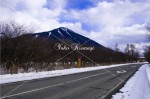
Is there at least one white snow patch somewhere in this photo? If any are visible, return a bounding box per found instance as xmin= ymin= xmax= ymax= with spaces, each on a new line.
xmin=61 ymin=27 xmax=65 ymax=31
xmin=60 ymin=27 xmax=71 ymax=36
xmin=35 ymin=34 xmax=39 ymax=38
xmin=65 ymin=28 xmax=71 ymax=36
xmin=0 ymin=63 xmax=146 ymax=84
xmin=146 ymin=65 xmax=150 ymax=84
xmin=112 ymin=64 xmax=150 ymax=99
xmin=48 ymin=32 xmax=51 ymax=37
xmin=58 ymin=29 xmax=63 ymax=36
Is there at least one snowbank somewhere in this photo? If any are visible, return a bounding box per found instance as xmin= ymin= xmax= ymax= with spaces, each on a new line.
xmin=0 ymin=63 xmax=145 ymax=84
xmin=112 ymin=64 xmax=150 ymax=99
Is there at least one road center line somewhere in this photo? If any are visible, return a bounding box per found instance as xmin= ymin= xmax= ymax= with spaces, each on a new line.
xmin=1 ymin=72 xmax=108 ymax=99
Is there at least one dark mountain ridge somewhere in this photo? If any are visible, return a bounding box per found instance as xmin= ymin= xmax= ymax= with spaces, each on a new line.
xmin=32 ymin=27 xmax=103 ymax=47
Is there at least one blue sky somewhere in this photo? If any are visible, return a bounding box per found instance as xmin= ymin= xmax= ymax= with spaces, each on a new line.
xmin=0 ymin=0 xmax=150 ymax=54
xmin=65 ymin=0 xmax=96 ymax=10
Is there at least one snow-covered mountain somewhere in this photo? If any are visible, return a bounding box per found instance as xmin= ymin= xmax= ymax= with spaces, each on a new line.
xmin=32 ymin=27 xmax=104 ymax=47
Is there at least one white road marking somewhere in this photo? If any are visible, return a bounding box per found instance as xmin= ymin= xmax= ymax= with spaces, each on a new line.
xmin=117 ymin=70 xmax=126 ymax=73
xmin=1 ymin=72 xmax=108 ymax=99
xmin=99 ymin=81 xmax=123 ymax=99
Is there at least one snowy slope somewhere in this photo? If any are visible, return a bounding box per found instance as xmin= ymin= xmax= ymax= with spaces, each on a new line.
xmin=0 ymin=63 xmax=145 ymax=84
xmin=112 ymin=64 xmax=150 ymax=99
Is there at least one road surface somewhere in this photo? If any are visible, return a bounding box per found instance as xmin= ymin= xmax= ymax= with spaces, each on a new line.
xmin=1 ymin=63 xmax=143 ymax=99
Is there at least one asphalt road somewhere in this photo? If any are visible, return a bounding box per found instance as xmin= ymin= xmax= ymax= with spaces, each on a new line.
xmin=1 ymin=63 xmax=143 ymax=99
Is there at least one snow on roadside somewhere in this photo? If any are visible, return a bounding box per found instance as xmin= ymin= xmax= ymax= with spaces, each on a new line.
xmin=0 ymin=63 xmax=145 ymax=84
xmin=146 ymin=65 xmax=150 ymax=84
xmin=112 ymin=64 xmax=150 ymax=99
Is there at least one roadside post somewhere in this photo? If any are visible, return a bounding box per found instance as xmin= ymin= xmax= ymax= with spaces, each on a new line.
xmin=77 ymin=56 xmax=82 ymax=68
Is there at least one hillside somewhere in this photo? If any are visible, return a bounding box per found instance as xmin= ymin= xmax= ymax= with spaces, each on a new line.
xmin=1 ymin=27 xmax=131 ymax=74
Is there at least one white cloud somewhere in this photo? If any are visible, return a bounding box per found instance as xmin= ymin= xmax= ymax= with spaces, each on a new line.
xmin=67 ymin=1 xmax=150 ymax=27
xmin=65 ymin=1 xmax=150 ymax=52
xmin=0 ymin=0 xmax=149 ymax=54
xmin=0 ymin=0 xmax=68 ymax=32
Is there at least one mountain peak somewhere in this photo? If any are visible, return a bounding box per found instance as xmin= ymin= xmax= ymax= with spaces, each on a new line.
xmin=58 ymin=27 xmax=68 ymax=30
xmin=32 ymin=27 xmax=103 ymax=47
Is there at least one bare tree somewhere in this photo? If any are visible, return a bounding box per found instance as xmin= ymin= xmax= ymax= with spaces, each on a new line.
xmin=0 ymin=21 xmax=33 ymax=39
xmin=124 ymin=44 xmax=139 ymax=62
xmin=125 ymin=44 xmax=130 ymax=54
xmin=0 ymin=21 xmax=34 ymax=74
xmin=114 ymin=43 xmax=120 ymax=52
